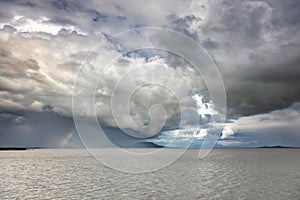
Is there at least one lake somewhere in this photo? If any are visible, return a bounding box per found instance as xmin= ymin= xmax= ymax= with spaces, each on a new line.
xmin=0 ymin=149 xmax=299 ymax=199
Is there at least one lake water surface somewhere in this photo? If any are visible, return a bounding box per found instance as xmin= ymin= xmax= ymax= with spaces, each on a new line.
xmin=0 ymin=149 xmax=299 ymax=199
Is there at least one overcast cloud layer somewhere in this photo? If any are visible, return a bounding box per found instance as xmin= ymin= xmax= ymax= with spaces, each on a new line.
xmin=0 ymin=0 xmax=299 ymax=147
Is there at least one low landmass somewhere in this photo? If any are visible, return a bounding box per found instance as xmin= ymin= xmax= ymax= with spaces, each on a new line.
xmin=0 ymin=147 xmax=28 ymax=151
xmin=258 ymin=145 xmax=293 ymax=148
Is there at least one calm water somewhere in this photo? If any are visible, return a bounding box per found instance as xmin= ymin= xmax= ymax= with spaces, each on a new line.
xmin=0 ymin=149 xmax=299 ymax=199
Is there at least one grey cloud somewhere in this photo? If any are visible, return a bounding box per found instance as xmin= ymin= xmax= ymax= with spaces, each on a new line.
xmin=0 ymin=49 xmax=40 ymax=79
xmin=0 ymin=0 xmax=300 ymax=147
xmin=2 ymin=25 xmax=16 ymax=32
xmin=166 ymin=14 xmax=201 ymax=40
xmin=202 ymin=39 xmax=219 ymax=50
xmin=165 ymin=0 xmax=300 ymax=117
xmin=0 ymin=48 xmax=45 ymax=97
xmin=0 ymin=112 xmax=25 ymax=125
xmin=51 ymin=0 xmax=76 ymax=11
xmin=267 ymin=0 xmax=300 ymax=28
xmin=224 ymin=54 xmax=300 ymax=116
xmin=0 ymin=25 xmax=95 ymax=114
xmin=241 ymin=56 xmax=300 ymax=84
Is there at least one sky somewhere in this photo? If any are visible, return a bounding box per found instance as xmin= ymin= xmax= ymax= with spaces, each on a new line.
xmin=0 ymin=0 xmax=300 ymax=148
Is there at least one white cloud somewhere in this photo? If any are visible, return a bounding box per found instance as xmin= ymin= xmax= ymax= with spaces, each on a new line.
xmin=233 ymin=103 xmax=300 ymax=131
xmin=8 ymin=16 xmax=81 ymax=35
xmin=221 ymin=124 xmax=235 ymax=139
xmin=226 ymin=103 xmax=300 ymax=147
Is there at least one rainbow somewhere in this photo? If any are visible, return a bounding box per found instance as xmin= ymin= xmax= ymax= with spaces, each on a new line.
xmin=59 ymin=129 xmax=76 ymax=147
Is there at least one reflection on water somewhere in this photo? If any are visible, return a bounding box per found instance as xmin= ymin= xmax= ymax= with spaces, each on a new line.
xmin=0 ymin=149 xmax=299 ymax=199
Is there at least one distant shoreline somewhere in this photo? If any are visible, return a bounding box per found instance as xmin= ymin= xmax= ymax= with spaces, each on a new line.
xmin=0 ymin=146 xmax=300 ymax=151
xmin=0 ymin=147 xmax=28 ymax=151
xmin=258 ymin=145 xmax=294 ymax=148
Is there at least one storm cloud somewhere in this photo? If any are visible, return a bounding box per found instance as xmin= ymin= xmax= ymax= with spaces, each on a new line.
xmin=0 ymin=0 xmax=299 ymax=147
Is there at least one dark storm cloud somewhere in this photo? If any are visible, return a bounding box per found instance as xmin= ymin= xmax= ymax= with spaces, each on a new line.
xmin=164 ymin=0 xmax=300 ymax=117
xmin=240 ymin=55 xmax=300 ymax=84
xmin=225 ymin=54 xmax=300 ymax=116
